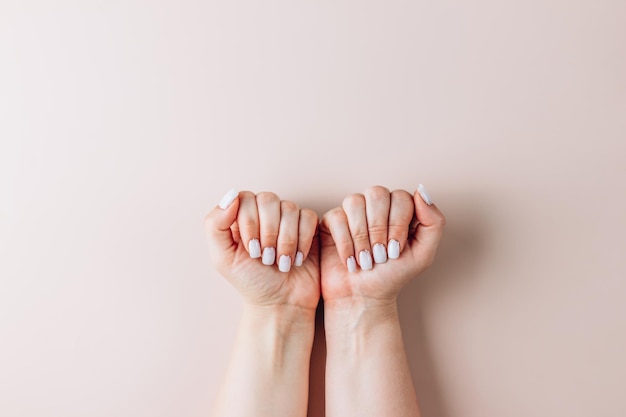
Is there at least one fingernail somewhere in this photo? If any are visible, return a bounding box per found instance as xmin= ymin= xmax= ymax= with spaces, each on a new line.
xmin=262 ymin=247 xmax=276 ymax=265
xmin=278 ymin=255 xmax=291 ymax=272
xmin=346 ymin=256 xmax=357 ymax=273
xmin=248 ymin=239 xmax=261 ymax=258
xmin=388 ymin=239 xmax=400 ymax=259
xmin=417 ymin=184 xmax=432 ymax=206
xmin=359 ymin=250 xmax=373 ymax=270
xmin=218 ymin=188 xmax=238 ymax=209
xmin=373 ymin=243 xmax=387 ymax=264
xmin=294 ymin=251 xmax=304 ymax=266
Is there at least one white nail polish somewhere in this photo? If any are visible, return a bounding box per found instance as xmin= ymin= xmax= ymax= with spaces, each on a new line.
xmin=278 ymin=255 xmax=291 ymax=272
xmin=388 ymin=239 xmax=400 ymax=259
xmin=262 ymin=247 xmax=276 ymax=265
xmin=294 ymin=251 xmax=304 ymax=266
xmin=417 ymin=184 xmax=432 ymax=206
xmin=248 ymin=239 xmax=261 ymax=259
xmin=359 ymin=250 xmax=373 ymax=270
xmin=373 ymin=243 xmax=387 ymax=264
xmin=346 ymin=256 xmax=357 ymax=273
xmin=218 ymin=188 xmax=238 ymax=209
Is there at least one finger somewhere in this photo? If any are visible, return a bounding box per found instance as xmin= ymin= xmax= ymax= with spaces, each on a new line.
xmin=257 ymin=192 xmax=281 ymax=266
xmin=204 ymin=189 xmax=240 ymax=262
xmin=321 ymin=207 xmax=357 ymax=273
xmin=295 ymin=208 xmax=319 ymax=266
xmin=342 ymin=193 xmax=372 ymax=270
xmin=410 ymin=184 xmax=446 ymax=266
xmin=236 ymin=191 xmax=261 ymax=259
xmin=276 ymin=200 xmax=300 ymax=272
xmin=364 ymin=186 xmax=391 ymax=264
xmin=387 ymin=189 xmax=415 ymax=259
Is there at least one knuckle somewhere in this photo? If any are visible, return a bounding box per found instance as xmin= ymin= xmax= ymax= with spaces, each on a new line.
xmin=261 ymin=231 xmax=279 ymax=242
xmin=391 ymin=189 xmax=412 ymax=200
xmin=368 ymin=223 xmax=388 ymax=236
xmin=323 ymin=207 xmax=345 ymax=225
xmin=237 ymin=218 xmax=258 ymax=232
xmin=388 ymin=220 xmax=409 ymax=231
xmin=239 ymin=190 xmax=256 ymax=199
xmin=256 ymin=192 xmax=279 ymax=205
xmin=391 ymin=189 xmax=414 ymax=207
xmin=434 ymin=213 xmax=446 ymax=228
xmin=342 ymin=193 xmax=365 ymax=211
xmin=300 ymin=208 xmax=319 ymax=223
xmin=352 ymin=230 xmax=370 ymax=243
xmin=203 ymin=209 xmax=221 ymax=231
xmin=278 ymin=236 xmax=299 ymax=247
xmin=280 ymin=200 xmax=299 ymax=213
xmin=365 ymin=185 xmax=390 ymax=201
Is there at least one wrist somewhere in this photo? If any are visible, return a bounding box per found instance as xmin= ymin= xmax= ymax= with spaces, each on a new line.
xmin=241 ymin=302 xmax=317 ymax=335
xmin=323 ymin=297 xmax=399 ymax=338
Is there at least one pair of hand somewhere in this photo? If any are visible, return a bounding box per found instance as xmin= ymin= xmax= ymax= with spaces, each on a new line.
xmin=204 ymin=186 xmax=446 ymax=312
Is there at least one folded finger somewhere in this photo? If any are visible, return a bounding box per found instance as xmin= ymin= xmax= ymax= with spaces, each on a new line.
xmin=342 ymin=194 xmax=372 ymax=270
xmin=276 ymin=200 xmax=300 ymax=272
xmin=257 ymin=192 xmax=281 ymax=266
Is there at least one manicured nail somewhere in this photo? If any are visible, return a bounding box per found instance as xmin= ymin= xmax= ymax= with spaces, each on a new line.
xmin=346 ymin=256 xmax=357 ymax=273
xmin=388 ymin=239 xmax=400 ymax=259
xmin=294 ymin=251 xmax=304 ymax=266
xmin=218 ymin=188 xmax=238 ymax=209
xmin=417 ymin=184 xmax=432 ymax=205
xmin=262 ymin=247 xmax=276 ymax=265
xmin=373 ymin=243 xmax=387 ymax=264
xmin=248 ymin=239 xmax=261 ymax=259
xmin=359 ymin=250 xmax=373 ymax=270
xmin=278 ymin=255 xmax=291 ymax=272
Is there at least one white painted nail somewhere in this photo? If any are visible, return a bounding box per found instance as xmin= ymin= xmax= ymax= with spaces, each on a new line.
xmin=417 ymin=184 xmax=432 ymax=206
xmin=388 ymin=239 xmax=400 ymax=259
xmin=359 ymin=250 xmax=373 ymax=270
xmin=218 ymin=188 xmax=238 ymax=209
xmin=248 ymin=239 xmax=261 ymax=259
xmin=262 ymin=247 xmax=276 ymax=265
xmin=278 ymin=255 xmax=291 ymax=272
xmin=346 ymin=256 xmax=357 ymax=273
xmin=373 ymin=243 xmax=387 ymax=264
xmin=294 ymin=251 xmax=304 ymax=266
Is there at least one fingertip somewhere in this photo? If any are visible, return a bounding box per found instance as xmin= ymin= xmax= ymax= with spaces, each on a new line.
xmin=218 ymin=189 xmax=239 ymax=209
xmin=205 ymin=193 xmax=240 ymax=234
xmin=294 ymin=250 xmax=304 ymax=266
xmin=417 ymin=184 xmax=432 ymax=206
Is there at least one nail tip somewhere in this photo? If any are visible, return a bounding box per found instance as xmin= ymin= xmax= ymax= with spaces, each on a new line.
xmin=417 ymin=184 xmax=433 ymax=205
xmin=261 ymin=247 xmax=276 ymax=265
xmin=218 ymin=188 xmax=239 ymax=209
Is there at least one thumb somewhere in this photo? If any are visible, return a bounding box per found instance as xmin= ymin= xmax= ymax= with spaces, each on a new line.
xmin=204 ymin=189 xmax=240 ymax=264
xmin=410 ymin=184 xmax=446 ymax=267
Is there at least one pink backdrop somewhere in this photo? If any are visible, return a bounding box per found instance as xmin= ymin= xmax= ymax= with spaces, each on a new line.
xmin=1 ymin=1 xmax=625 ymax=416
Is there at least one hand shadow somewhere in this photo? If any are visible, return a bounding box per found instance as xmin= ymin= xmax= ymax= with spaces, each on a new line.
xmin=398 ymin=196 xmax=487 ymax=417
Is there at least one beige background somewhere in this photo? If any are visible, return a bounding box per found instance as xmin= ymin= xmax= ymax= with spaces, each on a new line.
xmin=1 ymin=1 xmax=625 ymax=416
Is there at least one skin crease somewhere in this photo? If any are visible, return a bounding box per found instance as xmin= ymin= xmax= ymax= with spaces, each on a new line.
xmin=205 ymin=186 xmax=445 ymax=417
xmin=320 ymin=186 xmax=446 ymax=417
xmin=206 ymin=191 xmax=321 ymax=311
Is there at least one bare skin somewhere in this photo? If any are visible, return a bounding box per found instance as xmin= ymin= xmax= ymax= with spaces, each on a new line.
xmin=205 ymin=191 xmax=320 ymax=417
xmin=205 ymin=185 xmax=445 ymax=417
xmin=320 ymin=186 xmax=446 ymax=417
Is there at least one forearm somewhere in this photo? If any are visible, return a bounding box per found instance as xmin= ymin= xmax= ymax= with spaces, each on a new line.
xmin=212 ymin=304 xmax=316 ymax=417
xmin=324 ymin=299 xmax=421 ymax=417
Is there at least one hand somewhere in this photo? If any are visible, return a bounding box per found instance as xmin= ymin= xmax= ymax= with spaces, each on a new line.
xmin=204 ymin=190 xmax=321 ymax=311
xmin=320 ymin=185 xmax=446 ymax=307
